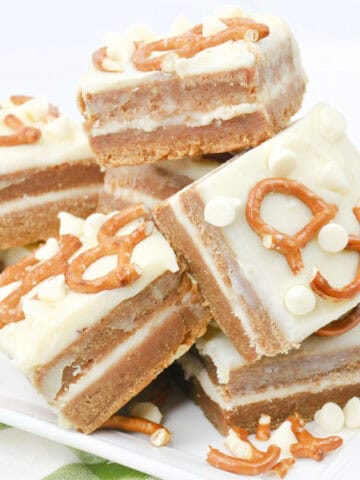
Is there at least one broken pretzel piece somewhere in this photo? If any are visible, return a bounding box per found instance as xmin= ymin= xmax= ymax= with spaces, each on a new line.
xmin=207 ymin=445 xmax=281 ymax=476
xmin=316 ymin=304 xmax=360 ymax=336
xmin=209 ymin=426 xmax=280 ymax=475
xmin=133 ymin=17 xmax=269 ymax=72
xmin=270 ymin=458 xmax=296 ymax=478
xmin=66 ymin=205 xmax=153 ymax=293
xmin=0 ymin=113 xmax=41 ymax=146
xmin=256 ymin=413 xmax=271 ymax=441
xmin=288 ymin=413 xmax=343 ymax=461
xmin=100 ymin=414 xmax=171 ymax=447
xmin=0 ymin=234 xmax=81 ymax=327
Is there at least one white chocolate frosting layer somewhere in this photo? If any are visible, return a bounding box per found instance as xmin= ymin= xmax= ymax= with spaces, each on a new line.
xmin=0 ymin=211 xmax=178 ymax=371
xmin=79 ymin=11 xmax=302 ymax=95
xmin=169 ymin=104 xmax=360 ymax=349
xmin=0 ymin=97 xmax=93 ymax=175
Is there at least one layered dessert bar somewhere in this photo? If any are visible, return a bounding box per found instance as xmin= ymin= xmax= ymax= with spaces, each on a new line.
xmin=0 ymin=95 xmax=103 ymax=249
xmin=155 ymin=104 xmax=360 ymax=361
xmin=178 ymin=321 xmax=360 ymax=435
xmin=78 ymin=7 xmax=306 ymax=166
xmin=0 ymin=206 xmax=210 ymax=433
xmin=98 ymin=155 xmax=226 ymax=212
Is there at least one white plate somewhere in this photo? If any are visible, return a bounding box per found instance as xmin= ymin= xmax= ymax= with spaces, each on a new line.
xmin=0 ymin=353 xmax=358 ymax=480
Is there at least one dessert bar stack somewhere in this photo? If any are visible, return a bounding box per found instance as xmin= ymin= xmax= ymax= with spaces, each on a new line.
xmin=156 ymin=103 xmax=360 ymax=430
xmin=0 ymin=6 xmax=359 ymax=470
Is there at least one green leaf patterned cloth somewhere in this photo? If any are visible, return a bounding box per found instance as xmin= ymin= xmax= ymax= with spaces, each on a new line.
xmin=0 ymin=423 xmax=157 ymax=480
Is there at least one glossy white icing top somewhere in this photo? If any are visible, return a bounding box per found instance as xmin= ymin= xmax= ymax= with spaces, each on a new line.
xmin=170 ymin=104 xmax=360 ymax=345
xmin=79 ymin=11 xmax=299 ymax=95
xmin=0 ymin=97 xmax=93 ymax=175
xmin=0 ymin=211 xmax=178 ymax=371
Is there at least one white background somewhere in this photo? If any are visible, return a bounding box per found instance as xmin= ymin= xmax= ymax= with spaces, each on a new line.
xmin=1 ymin=0 xmax=360 ymax=142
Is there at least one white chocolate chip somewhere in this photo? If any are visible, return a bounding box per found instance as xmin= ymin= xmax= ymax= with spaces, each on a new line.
xmin=43 ymin=116 xmax=73 ymax=141
xmin=318 ymin=223 xmax=348 ymax=253
xmin=225 ymin=429 xmax=252 ymax=459
xmin=161 ymin=53 xmax=179 ymax=73
xmin=271 ymin=421 xmax=297 ymax=459
xmin=35 ymin=238 xmax=60 ymax=262
xmin=37 ymin=274 xmax=67 ymax=303
xmin=204 ymin=196 xmax=241 ymax=227
xmin=21 ymin=97 xmax=49 ymax=123
xmin=150 ymin=428 xmax=171 ymax=447
xmin=22 ymin=299 xmax=55 ymax=322
xmin=102 ymin=57 xmax=123 ymax=72
xmin=105 ymin=33 xmax=135 ymax=64
xmin=126 ymin=24 xmax=157 ymax=43
xmin=170 ymin=14 xmax=192 ymax=36
xmin=129 ymin=401 xmax=162 ymax=424
xmin=284 ymin=285 xmax=316 ymax=316
xmin=268 ymin=147 xmax=297 ymax=176
xmin=320 ymin=105 xmax=347 ymax=141
xmin=214 ymin=5 xmax=243 ymax=18
xmin=202 ymin=16 xmax=227 ymax=37
xmin=318 ymin=161 xmax=349 ymax=194
xmin=343 ymin=397 xmax=360 ymax=428
xmin=259 ymin=413 xmax=271 ymax=425
xmin=58 ymin=212 xmax=84 ymax=237
xmin=314 ymin=402 xmax=345 ymax=433
xmin=83 ymin=213 xmax=108 ymax=242
xmin=262 ymin=234 xmax=274 ymax=249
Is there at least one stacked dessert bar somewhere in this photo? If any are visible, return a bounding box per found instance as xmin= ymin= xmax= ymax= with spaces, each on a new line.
xmin=156 ymin=103 xmax=360 ymax=430
xmin=0 ymin=5 xmax=359 ymax=476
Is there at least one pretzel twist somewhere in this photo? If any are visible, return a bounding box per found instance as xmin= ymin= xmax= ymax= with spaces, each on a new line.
xmin=246 ymin=178 xmax=338 ymax=274
xmin=93 ymin=17 xmax=269 ymax=73
xmin=100 ymin=414 xmax=171 ymax=446
xmin=288 ymin=413 xmax=343 ymax=461
xmin=255 ymin=414 xmax=271 ymax=441
xmin=66 ymin=205 xmax=152 ymax=293
xmin=0 ymin=235 xmax=82 ymax=328
xmin=311 ymin=206 xmax=360 ymax=300
xmin=0 ymin=113 xmax=42 ymax=146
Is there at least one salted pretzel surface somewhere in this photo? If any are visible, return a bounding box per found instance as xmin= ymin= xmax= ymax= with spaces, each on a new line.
xmin=246 ymin=178 xmax=338 ymax=274
xmin=93 ymin=17 xmax=270 ymax=73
